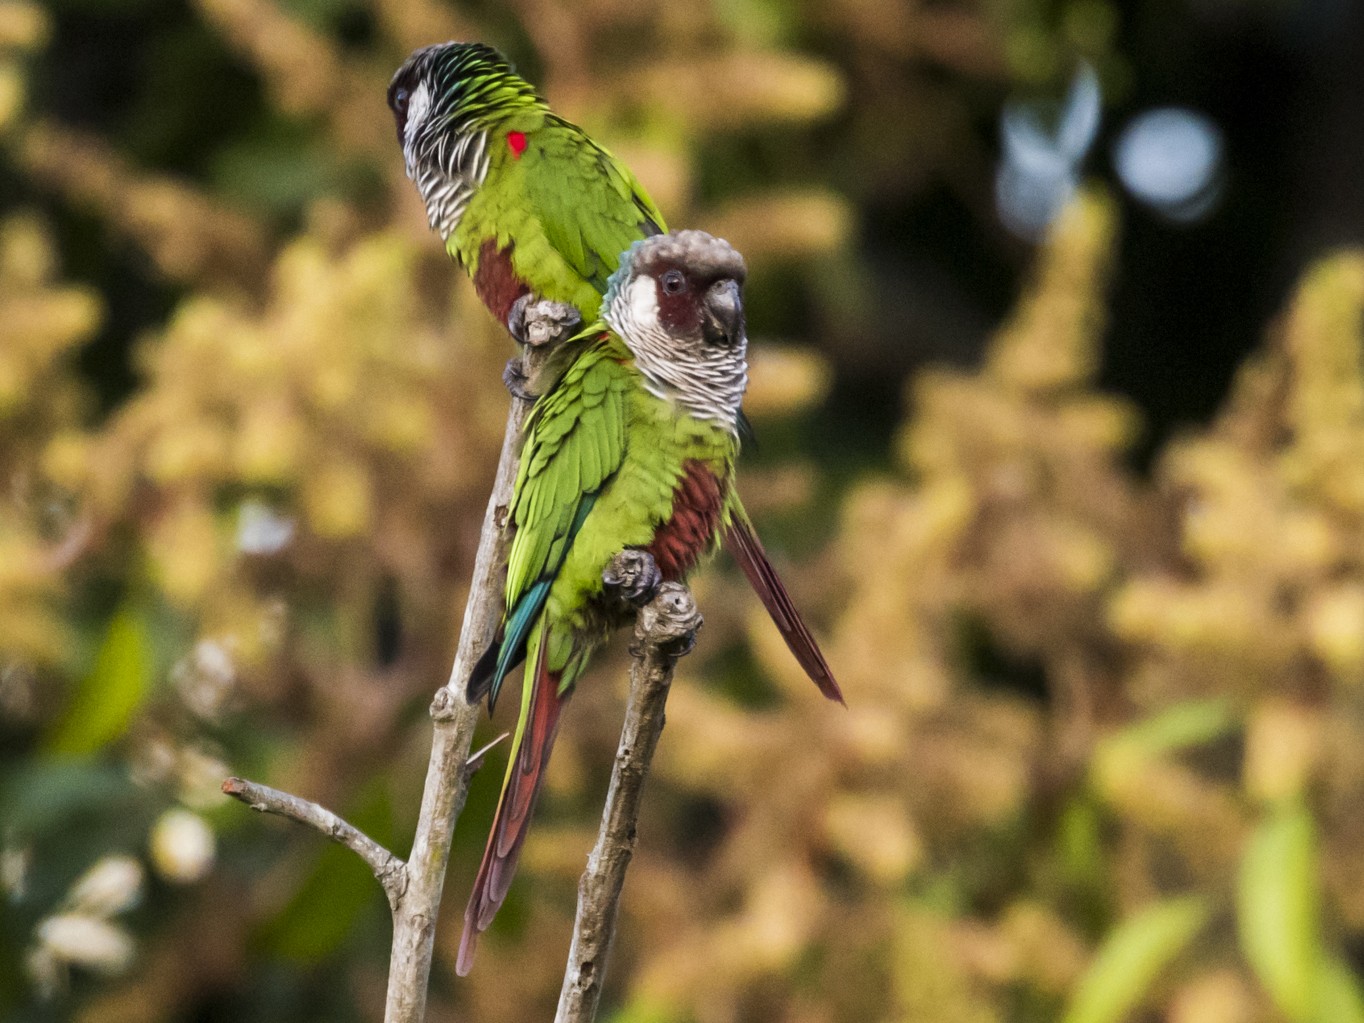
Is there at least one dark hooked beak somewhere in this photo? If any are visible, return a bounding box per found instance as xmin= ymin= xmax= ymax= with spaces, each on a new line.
xmin=702 ymin=279 xmax=744 ymax=346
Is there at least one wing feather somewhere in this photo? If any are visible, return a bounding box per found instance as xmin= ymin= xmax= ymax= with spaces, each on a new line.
xmin=524 ymin=122 xmax=666 ymax=296
xmin=470 ymin=344 xmax=628 ymax=704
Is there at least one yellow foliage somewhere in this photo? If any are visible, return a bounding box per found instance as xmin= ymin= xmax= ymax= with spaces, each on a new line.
xmin=5 ymin=0 xmax=1364 ymax=1017
xmin=623 ymin=52 xmax=846 ymax=132
xmin=0 ymin=215 xmax=96 ymax=664
xmin=708 ymin=189 xmax=854 ymax=262
xmin=15 ymin=123 xmax=269 ymax=287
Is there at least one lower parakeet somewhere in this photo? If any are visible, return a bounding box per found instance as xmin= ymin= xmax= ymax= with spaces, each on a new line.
xmin=457 ymin=230 xmax=843 ymax=973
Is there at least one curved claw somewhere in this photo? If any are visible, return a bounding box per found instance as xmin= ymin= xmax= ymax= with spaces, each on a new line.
xmin=508 ymin=293 xmax=583 ymax=349
xmin=602 ymin=549 xmax=663 ymax=609
xmin=502 ymin=357 xmax=537 ymax=402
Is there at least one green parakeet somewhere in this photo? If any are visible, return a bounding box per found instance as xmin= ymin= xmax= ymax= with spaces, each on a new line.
xmin=455 ymin=231 xmax=843 ymax=973
xmin=387 ymin=41 xmax=664 ymax=342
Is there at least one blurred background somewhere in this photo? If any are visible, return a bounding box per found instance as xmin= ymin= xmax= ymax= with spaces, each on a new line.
xmin=5 ymin=0 xmax=1364 ymax=1020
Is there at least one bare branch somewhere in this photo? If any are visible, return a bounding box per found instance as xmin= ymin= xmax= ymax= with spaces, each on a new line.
xmin=221 ymin=776 xmax=407 ymax=909
xmin=220 ymin=336 xmax=581 ymax=1022
xmin=556 ymin=581 xmax=703 ymax=1023
xmin=383 ymin=354 xmax=546 ymax=1023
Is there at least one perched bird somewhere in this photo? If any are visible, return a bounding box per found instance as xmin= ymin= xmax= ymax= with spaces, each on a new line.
xmin=387 ymin=41 xmax=664 ymax=353
xmin=456 ymin=230 xmax=843 ymax=974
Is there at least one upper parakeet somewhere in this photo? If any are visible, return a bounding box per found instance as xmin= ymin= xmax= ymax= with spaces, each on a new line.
xmin=387 ymin=41 xmax=664 ymax=343
xmin=455 ymin=230 xmax=843 ymax=974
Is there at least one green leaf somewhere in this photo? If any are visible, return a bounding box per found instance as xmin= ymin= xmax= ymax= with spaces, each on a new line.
xmin=1098 ymin=697 xmax=1237 ymax=762
xmin=1092 ymin=698 xmax=1239 ymax=799
xmin=1 ymin=762 xmax=135 ymax=832
xmin=1058 ymin=797 xmax=1105 ymax=884
xmin=1060 ymin=896 xmax=1211 ymax=1023
xmin=1237 ymin=799 xmax=1321 ymax=1022
xmin=605 ymin=999 xmax=684 ymax=1023
xmin=1135 ymin=697 xmax=1237 ymax=750
xmin=45 ymin=604 xmax=153 ymax=757
xmin=1317 ymin=957 xmax=1364 ymax=1023
xmin=1056 ymin=796 xmax=1112 ymax=932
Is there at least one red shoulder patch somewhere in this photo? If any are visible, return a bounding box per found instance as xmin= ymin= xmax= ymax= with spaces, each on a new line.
xmin=507 ymin=131 xmax=527 ymax=158
xmin=647 ymin=460 xmax=726 ymax=581
xmin=472 ymin=239 xmax=530 ymax=327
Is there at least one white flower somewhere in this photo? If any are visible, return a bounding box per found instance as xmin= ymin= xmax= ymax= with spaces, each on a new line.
xmin=24 ymin=946 xmax=63 ymax=1000
xmin=66 ymin=854 xmax=143 ymax=917
xmin=177 ymin=745 xmax=232 ymax=809
xmin=130 ymin=732 xmax=179 ymax=787
xmin=2 ymin=841 xmax=30 ymax=900
xmin=996 ymin=63 xmax=1101 ymax=239
xmin=150 ymin=809 xmax=216 ymax=884
xmin=1113 ymin=107 xmax=1224 ymax=221
xmin=35 ymin=914 xmax=135 ymax=974
xmin=236 ymin=499 xmax=296 ymax=555
xmin=171 ymin=638 xmax=238 ymax=721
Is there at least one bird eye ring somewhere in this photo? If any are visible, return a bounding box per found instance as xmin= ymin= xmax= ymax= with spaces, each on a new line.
xmin=661 ymin=269 xmax=686 ymax=294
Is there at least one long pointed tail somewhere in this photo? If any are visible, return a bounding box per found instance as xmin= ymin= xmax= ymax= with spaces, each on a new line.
xmin=724 ymin=507 xmax=845 ymax=705
xmin=457 ymin=636 xmax=568 ymax=975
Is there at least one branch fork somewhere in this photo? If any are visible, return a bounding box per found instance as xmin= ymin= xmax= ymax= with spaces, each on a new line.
xmin=224 ymin=349 xmax=703 ymax=1023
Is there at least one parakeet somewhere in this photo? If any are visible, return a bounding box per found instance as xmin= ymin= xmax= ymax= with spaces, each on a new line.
xmin=387 ymin=41 xmax=664 ymax=341
xmin=455 ymin=231 xmax=843 ymax=974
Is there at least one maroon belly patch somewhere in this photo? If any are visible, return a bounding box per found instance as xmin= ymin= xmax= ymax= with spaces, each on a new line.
xmin=647 ymin=460 xmax=725 ymax=581
xmin=472 ymin=239 xmax=530 ymax=326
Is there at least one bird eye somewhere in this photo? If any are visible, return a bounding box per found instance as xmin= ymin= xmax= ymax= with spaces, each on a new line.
xmin=661 ymin=269 xmax=686 ymax=295
xmin=390 ymin=86 xmax=411 ymax=116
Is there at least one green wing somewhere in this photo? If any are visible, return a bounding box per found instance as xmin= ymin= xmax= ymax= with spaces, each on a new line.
xmin=508 ymin=336 xmax=627 ymax=602
xmin=525 ymin=119 xmax=666 ymax=295
xmin=471 ymin=337 xmax=626 ymax=703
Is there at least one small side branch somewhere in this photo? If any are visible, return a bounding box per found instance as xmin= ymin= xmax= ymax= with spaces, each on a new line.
xmin=221 ymin=776 xmax=407 ymax=909
xmin=556 ymin=582 xmax=703 ymax=1023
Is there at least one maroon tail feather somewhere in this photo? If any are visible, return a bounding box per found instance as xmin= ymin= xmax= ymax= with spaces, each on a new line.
xmin=456 ymin=640 xmax=568 ymax=975
xmin=724 ymin=515 xmax=845 ymax=705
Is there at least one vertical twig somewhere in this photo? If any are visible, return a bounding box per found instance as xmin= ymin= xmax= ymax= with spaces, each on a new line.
xmin=556 ymin=583 xmax=703 ymax=1023
xmin=383 ymin=388 xmax=534 ymax=1023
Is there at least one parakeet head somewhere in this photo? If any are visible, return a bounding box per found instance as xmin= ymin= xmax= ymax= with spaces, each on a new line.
xmin=604 ymin=230 xmax=750 ymax=431
xmin=387 ymin=42 xmax=542 ymax=236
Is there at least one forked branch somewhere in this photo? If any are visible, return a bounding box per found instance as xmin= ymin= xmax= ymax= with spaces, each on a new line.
xmin=224 ymin=342 xmax=700 ymax=1023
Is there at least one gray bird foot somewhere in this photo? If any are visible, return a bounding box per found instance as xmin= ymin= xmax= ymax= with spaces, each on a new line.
xmin=603 ymin=549 xmax=663 ymax=609
xmin=502 ymin=356 xmax=537 ymax=402
xmin=508 ymin=293 xmax=582 ymax=349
